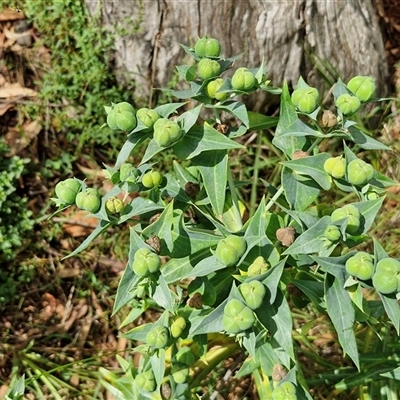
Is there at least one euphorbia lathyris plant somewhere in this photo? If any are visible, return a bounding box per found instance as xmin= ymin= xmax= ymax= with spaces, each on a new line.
xmin=52 ymin=36 xmax=399 ymax=399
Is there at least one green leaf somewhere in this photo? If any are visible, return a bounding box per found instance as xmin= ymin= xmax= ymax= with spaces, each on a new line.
xmin=283 ymin=216 xmax=331 ymax=255
xmin=154 ymin=102 xmax=186 ymax=118
xmin=153 ymin=274 xmax=178 ymax=313
xmin=277 ymin=118 xmax=325 ymax=139
xmin=195 ymin=150 xmax=228 ymax=218
xmin=261 ymin=259 xmax=286 ymax=303
xmin=113 ymin=228 xmax=147 ymax=314
xmin=62 ymin=219 xmax=112 ymax=259
xmin=255 ymin=288 xmax=294 ymax=365
xmin=346 ymin=126 xmax=391 ymax=150
xmin=379 ymin=293 xmax=400 ymax=335
xmin=273 ymin=81 xmax=311 ymax=158
xmin=189 ymin=255 xmax=226 ymax=278
xmin=351 ymin=198 xmax=385 ymax=234
xmin=142 ymin=201 xmax=174 ymax=253
xmin=114 ymin=134 xmax=148 ymax=169
xmin=119 ymin=197 xmax=164 ymax=224
xmin=214 ymin=100 xmax=249 ymax=127
xmin=281 ymin=167 xmax=321 ymax=211
xmin=325 ymin=273 xmax=359 ymax=369
xmin=281 ymin=153 xmax=332 ymax=190
xmin=188 ymin=300 xmax=226 ymax=336
xmin=174 ymin=123 xmax=243 ymax=160
xmin=177 ymin=104 xmax=202 ymax=133
xmin=247 ymin=111 xmax=279 ymax=131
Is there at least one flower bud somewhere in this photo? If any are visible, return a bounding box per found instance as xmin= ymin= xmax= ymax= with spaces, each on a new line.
xmin=247 ymin=256 xmax=269 ymax=277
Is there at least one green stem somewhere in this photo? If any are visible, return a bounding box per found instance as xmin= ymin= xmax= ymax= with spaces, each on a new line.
xmin=190 ymin=342 xmax=240 ymax=389
xmin=22 ymin=358 xmax=63 ymax=400
xmin=265 ymin=186 xmax=284 ymax=212
xmin=249 ymin=130 xmax=263 ymax=217
xmin=252 ymin=368 xmax=271 ymax=398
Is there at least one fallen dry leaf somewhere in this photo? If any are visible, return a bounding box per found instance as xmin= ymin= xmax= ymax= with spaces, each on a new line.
xmin=0 ymin=82 xmax=37 ymax=98
xmin=0 ymin=102 xmax=13 ymax=116
xmin=0 ymin=9 xmax=25 ymax=22
xmin=5 ymin=119 xmax=42 ymax=155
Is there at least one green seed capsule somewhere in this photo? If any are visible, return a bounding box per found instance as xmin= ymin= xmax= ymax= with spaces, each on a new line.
xmin=345 ymin=252 xmax=374 ymax=280
xmin=231 ymin=67 xmax=256 ymax=91
xmin=146 ymin=325 xmax=170 ymax=348
xmin=105 ymin=197 xmax=124 ymax=214
xmin=347 ymin=76 xmax=375 ymax=102
xmin=197 ymin=58 xmax=221 ymax=80
xmin=132 ymin=247 xmax=161 ymax=276
xmin=222 ymin=298 xmax=255 ymax=333
xmin=239 ymin=281 xmax=266 ymax=310
xmin=55 ymin=178 xmax=82 ymax=205
xmin=75 ymin=188 xmax=101 ymax=213
xmin=194 ymin=36 xmax=221 ymax=58
xmin=324 ymin=156 xmax=346 ymax=179
xmin=136 ymin=370 xmax=156 ymax=392
xmin=247 ymin=256 xmax=269 ymax=277
xmin=335 ymin=93 xmax=361 ymax=116
xmin=347 ymin=159 xmax=374 ymax=186
xmin=215 ymin=235 xmax=247 ymax=267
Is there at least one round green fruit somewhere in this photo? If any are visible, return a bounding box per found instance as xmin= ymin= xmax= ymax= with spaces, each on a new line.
xmin=176 ymin=347 xmax=195 ymax=366
xmin=347 ymin=76 xmax=375 ymax=102
xmin=347 ymin=159 xmax=374 ymax=186
xmin=231 ymin=67 xmax=256 ymax=91
xmin=222 ymin=299 xmax=255 ymax=334
xmin=136 ymin=370 xmax=156 ymax=392
xmin=335 ymin=93 xmax=361 ymax=116
xmin=136 ymin=107 xmax=159 ymax=131
xmin=247 ymin=256 xmax=269 ymax=277
xmin=215 ymin=235 xmax=247 ymax=267
xmin=171 ymin=317 xmax=187 ymax=339
xmin=142 ymin=170 xmax=163 ymax=188
xmin=194 ymin=36 xmax=221 ymax=58
xmin=132 ymin=247 xmax=161 ymax=276
xmin=114 ymin=102 xmax=135 ymax=114
xmin=75 ymin=188 xmax=101 ymax=213
xmin=323 ymin=156 xmax=346 ymax=179
xmin=345 ymin=252 xmax=374 ymax=280
xmin=239 ymin=281 xmax=266 ymax=310
xmin=115 ymin=110 xmax=136 ymax=132
xmin=372 ymin=271 xmax=398 ymax=294
xmin=146 ymin=325 xmax=170 ymax=349
xmin=206 ymin=78 xmax=228 ymax=101
xmin=105 ymin=197 xmax=124 ymax=214
xmin=324 ymin=225 xmax=342 ymax=242
xmin=153 ymin=118 xmax=182 ymax=147
xmin=197 ymin=58 xmax=221 ymax=80
xmin=272 ymin=381 xmax=297 ymax=400
xmin=331 ymin=204 xmax=360 ymax=234
xmin=375 ymin=258 xmax=400 ymax=275
xmin=55 ymin=178 xmax=81 ymax=205
xmin=106 ymin=110 xmax=118 ymax=130
xmin=120 ymin=163 xmax=139 ymax=182
xmin=171 ymin=364 xmax=189 ymax=384
xmin=291 ymin=87 xmax=319 ymax=114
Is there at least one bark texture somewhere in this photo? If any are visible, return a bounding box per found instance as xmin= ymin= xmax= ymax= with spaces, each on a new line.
xmin=85 ymin=0 xmax=389 ymax=109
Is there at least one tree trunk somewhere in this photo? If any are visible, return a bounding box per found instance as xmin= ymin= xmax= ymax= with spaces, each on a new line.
xmin=85 ymin=0 xmax=389 ymax=110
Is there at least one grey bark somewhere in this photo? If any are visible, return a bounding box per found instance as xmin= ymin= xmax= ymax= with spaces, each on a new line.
xmin=85 ymin=0 xmax=388 ymax=110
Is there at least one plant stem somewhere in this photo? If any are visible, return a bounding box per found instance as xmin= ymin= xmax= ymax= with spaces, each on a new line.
xmin=190 ymin=342 xmax=240 ymax=389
